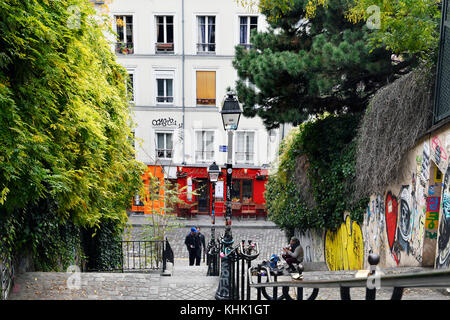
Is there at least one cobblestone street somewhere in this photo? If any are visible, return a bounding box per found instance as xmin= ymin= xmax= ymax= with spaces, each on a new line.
xmin=7 ymin=215 xmax=450 ymax=301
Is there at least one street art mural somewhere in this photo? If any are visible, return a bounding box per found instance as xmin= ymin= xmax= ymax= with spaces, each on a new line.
xmin=295 ymin=229 xmax=324 ymax=263
xmin=385 ymin=191 xmax=400 ymax=264
xmin=420 ymin=141 xmax=431 ymax=187
xmin=436 ymin=164 xmax=450 ymax=268
xmin=363 ymin=195 xmax=386 ymax=264
xmin=294 ymin=133 xmax=450 ymax=270
xmin=324 ymin=216 xmax=364 ymax=271
xmin=398 ymin=186 xmax=412 ymax=252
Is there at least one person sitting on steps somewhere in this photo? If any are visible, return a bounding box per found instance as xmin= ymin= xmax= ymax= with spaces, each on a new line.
xmin=282 ymin=237 xmax=304 ymax=273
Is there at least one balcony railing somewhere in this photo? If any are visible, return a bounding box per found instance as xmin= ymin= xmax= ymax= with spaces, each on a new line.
xmin=197 ymin=43 xmax=216 ymax=54
xmin=116 ymin=42 xmax=134 ymax=55
xmin=155 ymin=42 xmax=174 ymax=54
xmin=235 ymin=152 xmax=255 ymax=164
xmin=195 ymin=150 xmax=215 ymax=162
xmin=196 ymin=98 xmax=216 ymax=105
xmin=156 ymin=96 xmax=174 ymax=104
xmin=156 ymin=148 xmax=173 ymax=159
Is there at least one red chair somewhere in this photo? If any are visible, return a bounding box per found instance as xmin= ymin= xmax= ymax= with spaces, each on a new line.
xmin=189 ymin=202 xmax=199 ymax=219
xmin=231 ymin=202 xmax=242 ymax=221
xmin=242 ymin=201 xmax=256 ymax=219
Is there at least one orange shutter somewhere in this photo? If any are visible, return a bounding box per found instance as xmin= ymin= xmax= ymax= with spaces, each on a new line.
xmin=196 ymin=71 xmax=216 ymax=105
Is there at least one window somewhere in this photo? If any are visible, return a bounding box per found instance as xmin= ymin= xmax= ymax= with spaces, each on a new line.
xmin=156 ymin=132 xmax=173 ymax=159
xmin=196 ymin=71 xmax=216 ymax=105
xmin=239 ymin=16 xmax=257 ymax=49
xmin=197 ymin=16 xmax=215 ymax=53
xmin=195 ymin=131 xmax=214 ymax=162
xmin=155 ymin=71 xmax=174 ymax=104
xmin=236 ymin=132 xmax=255 ymax=164
xmin=242 ymin=180 xmax=253 ymax=202
xmin=126 ymin=72 xmax=134 ymax=102
xmin=231 ymin=179 xmax=253 ymax=202
xmin=156 ymin=16 xmax=174 ymax=53
xmin=231 ymin=180 xmax=241 ymax=202
xmin=115 ymin=15 xmax=134 ymax=54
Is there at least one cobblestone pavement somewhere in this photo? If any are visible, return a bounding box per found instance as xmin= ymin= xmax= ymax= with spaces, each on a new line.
xmin=126 ymin=215 xmax=289 ymax=264
xmin=7 ymin=216 xmax=450 ymax=300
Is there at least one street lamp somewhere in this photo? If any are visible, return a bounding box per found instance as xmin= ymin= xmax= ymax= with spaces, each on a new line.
xmin=215 ymin=91 xmax=242 ymax=300
xmin=207 ymin=161 xmax=220 ymax=227
xmin=207 ymin=162 xmax=221 ymax=276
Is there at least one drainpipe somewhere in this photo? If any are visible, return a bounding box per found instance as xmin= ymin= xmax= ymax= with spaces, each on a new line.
xmin=182 ymin=0 xmax=186 ymax=164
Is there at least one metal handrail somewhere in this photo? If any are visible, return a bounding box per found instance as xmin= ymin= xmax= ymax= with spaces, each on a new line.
xmin=250 ymin=269 xmax=450 ymax=289
xmin=248 ymin=254 xmax=450 ymax=300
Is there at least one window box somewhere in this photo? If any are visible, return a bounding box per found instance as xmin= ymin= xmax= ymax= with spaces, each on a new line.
xmin=156 ymin=43 xmax=174 ymax=53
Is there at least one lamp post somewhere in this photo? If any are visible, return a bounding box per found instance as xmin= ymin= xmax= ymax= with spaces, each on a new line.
xmin=207 ymin=162 xmax=220 ymax=243
xmin=215 ymin=91 xmax=242 ymax=300
xmin=207 ymin=162 xmax=220 ymax=276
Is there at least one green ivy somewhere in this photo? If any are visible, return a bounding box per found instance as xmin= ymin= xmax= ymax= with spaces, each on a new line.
xmin=0 ymin=0 xmax=144 ymax=271
xmin=266 ymin=114 xmax=368 ymax=233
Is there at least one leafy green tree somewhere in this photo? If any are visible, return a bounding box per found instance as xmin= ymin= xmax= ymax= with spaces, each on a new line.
xmin=233 ymin=0 xmax=415 ymax=128
xmin=347 ymin=0 xmax=441 ymax=60
xmin=0 ymin=0 xmax=144 ymax=267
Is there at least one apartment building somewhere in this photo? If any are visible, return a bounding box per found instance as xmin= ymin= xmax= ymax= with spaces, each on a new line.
xmin=94 ymin=0 xmax=287 ymax=216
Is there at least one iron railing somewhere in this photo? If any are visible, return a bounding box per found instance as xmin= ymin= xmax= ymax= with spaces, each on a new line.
xmin=121 ymin=239 xmax=173 ymax=273
xmin=88 ymin=239 xmax=173 ymax=274
xmin=214 ymin=238 xmax=260 ymax=300
xmin=197 ymin=43 xmax=216 ymax=53
xmin=248 ymin=254 xmax=450 ymax=300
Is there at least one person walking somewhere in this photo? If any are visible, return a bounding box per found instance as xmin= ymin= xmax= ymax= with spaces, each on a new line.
xmin=185 ymin=227 xmax=202 ymax=266
xmin=282 ymin=237 xmax=304 ymax=272
xmin=196 ymin=227 xmax=206 ymax=263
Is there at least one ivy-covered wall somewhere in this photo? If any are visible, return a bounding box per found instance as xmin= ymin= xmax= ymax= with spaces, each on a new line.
xmin=0 ymin=0 xmax=145 ymax=282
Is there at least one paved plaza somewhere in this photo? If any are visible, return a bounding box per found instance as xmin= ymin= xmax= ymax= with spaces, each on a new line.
xmin=7 ymin=215 xmax=450 ymax=301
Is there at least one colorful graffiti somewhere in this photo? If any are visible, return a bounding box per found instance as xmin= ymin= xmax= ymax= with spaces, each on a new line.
xmin=420 ymin=141 xmax=431 ymax=186
xmin=385 ymin=191 xmax=398 ymax=258
xmin=436 ymin=165 xmax=450 ymax=268
xmin=296 ymin=229 xmax=324 ymax=263
xmin=324 ymin=216 xmax=364 ymax=271
xmin=431 ymin=136 xmax=448 ymax=172
xmin=363 ymin=195 xmax=385 ymax=262
xmin=398 ymin=186 xmax=412 ymax=252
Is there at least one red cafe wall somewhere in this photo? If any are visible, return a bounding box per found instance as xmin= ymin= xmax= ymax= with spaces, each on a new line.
xmin=176 ymin=166 xmax=268 ymax=216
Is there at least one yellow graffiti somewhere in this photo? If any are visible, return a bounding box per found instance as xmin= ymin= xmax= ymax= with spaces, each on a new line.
xmin=325 ymin=216 xmax=364 ymax=271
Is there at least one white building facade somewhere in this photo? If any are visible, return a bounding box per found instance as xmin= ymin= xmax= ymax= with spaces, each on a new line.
xmin=94 ymin=0 xmax=287 ymax=215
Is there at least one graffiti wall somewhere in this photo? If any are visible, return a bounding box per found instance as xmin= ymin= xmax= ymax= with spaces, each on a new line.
xmin=294 ymin=229 xmax=324 ymax=263
xmin=324 ymin=215 xmax=364 ymax=271
xmin=293 ymin=124 xmax=450 ymax=270
xmin=436 ymin=164 xmax=450 ymax=268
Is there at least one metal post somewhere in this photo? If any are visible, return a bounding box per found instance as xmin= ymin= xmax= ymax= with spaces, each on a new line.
xmin=216 ymin=130 xmax=235 ymax=300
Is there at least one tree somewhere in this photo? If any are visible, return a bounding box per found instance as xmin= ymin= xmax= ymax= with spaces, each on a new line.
xmin=347 ymin=0 xmax=441 ymax=60
xmin=0 ymin=0 xmax=144 ymax=268
xmin=233 ymin=0 xmax=415 ymax=128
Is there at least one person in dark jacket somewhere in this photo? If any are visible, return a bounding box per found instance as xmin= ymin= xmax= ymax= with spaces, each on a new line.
xmin=196 ymin=227 xmax=206 ymax=262
xmin=185 ymin=227 xmax=201 ymax=266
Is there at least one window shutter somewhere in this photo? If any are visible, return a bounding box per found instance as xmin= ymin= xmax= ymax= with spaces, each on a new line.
xmin=196 ymin=71 xmax=216 ymax=105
